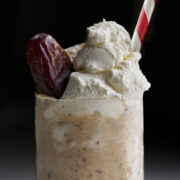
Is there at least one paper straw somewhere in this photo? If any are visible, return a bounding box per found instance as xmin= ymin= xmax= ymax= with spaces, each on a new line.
xmin=131 ymin=0 xmax=157 ymax=51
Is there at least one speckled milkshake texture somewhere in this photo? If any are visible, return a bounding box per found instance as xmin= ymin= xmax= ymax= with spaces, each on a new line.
xmin=36 ymin=94 xmax=144 ymax=180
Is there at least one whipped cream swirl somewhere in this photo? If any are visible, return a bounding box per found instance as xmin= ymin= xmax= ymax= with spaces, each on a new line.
xmin=63 ymin=20 xmax=150 ymax=99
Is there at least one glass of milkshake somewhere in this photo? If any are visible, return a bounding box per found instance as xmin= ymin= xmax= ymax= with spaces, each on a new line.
xmin=36 ymin=96 xmax=145 ymax=180
xmin=27 ymin=20 xmax=150 ymax=180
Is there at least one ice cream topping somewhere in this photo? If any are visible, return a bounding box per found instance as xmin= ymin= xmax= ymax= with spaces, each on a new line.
xmin=63 ymin=20 xmax=150 ymax=99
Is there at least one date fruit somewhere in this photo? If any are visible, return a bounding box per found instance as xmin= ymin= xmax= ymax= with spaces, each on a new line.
xmin=26 ymin=33 xmax=73 ymax=98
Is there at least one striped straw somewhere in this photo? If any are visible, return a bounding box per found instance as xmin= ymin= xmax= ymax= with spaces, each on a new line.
xmin=131 ymin=0 xmax=157 ymax=51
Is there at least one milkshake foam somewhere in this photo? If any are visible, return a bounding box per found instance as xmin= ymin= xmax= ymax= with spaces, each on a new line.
xmin=63 ymin=20 xmax=150 ymax=100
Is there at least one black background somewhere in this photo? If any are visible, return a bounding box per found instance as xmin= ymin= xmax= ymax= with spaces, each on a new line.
xmin=0 ymin=0 xmax=179 ymax=179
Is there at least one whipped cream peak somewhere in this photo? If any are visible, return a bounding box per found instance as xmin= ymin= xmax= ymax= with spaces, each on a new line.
xmin=63 ymin=20 xmax=150 ymax=100
xmin=87 ymin=21 xmax=131 ymax=49
xmin=74 ymin=21 xmax=132 ymax=73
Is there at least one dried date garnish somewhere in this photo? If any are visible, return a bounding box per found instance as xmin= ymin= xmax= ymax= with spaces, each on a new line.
xmin=26 ymin=33 xmax=73 ymax=98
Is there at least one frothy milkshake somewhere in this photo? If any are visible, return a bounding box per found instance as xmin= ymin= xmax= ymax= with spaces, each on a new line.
xmin=36 ymin=96 xmax=144 ymax=180
xmin=35 ymin=20 xmax=150 ymax=180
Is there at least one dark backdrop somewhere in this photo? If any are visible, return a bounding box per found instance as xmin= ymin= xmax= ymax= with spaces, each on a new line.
xmin=1 ymin=0 xmax=179 ymax=179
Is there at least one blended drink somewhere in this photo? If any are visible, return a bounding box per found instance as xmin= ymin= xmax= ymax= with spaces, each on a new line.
xmin=36 ymin=96 xmax=144 ymax=180
xmin=26 ymin=20 xmax=150 ymax=180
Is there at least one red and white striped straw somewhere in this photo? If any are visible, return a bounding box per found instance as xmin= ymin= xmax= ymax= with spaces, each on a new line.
xmin=131 ymin=0 xmax=157 ymax=51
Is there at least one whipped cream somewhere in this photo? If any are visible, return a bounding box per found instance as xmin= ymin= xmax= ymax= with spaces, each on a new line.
xmin=63 ymin=20 xmax=150 ymax=99
xmin=65 ymin=43 xmax=85 ymax=63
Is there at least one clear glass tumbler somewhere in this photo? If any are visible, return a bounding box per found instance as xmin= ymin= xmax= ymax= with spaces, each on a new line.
xmin=35 ymin=94 xmax=144 ymax=180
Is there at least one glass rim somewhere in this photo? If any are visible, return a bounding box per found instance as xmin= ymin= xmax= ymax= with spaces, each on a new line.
xmin=35 ymin=93 xmax=143 ymax=103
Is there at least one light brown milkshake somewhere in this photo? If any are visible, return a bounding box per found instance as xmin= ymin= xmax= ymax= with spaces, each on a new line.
xmin=36 ymin=94 xmax=144 ymax=180
xmin=27 ymin=20 xmax=151 ymax=180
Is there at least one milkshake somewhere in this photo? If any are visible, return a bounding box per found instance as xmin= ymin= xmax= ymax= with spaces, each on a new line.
xmin=26 ymin=20 xmax=150 ymax=180
xmin=36 ymin=96 xmax=144 ymax=180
